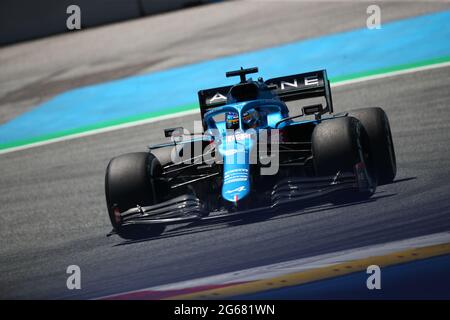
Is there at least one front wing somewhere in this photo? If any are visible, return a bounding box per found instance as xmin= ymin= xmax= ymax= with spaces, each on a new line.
xmin=113 ymin=167 xmax=372 ymax=230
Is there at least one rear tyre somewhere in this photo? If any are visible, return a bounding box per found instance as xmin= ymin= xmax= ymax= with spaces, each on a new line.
xmin=348 ymin=107 xmax=396 ymax=185
xmin=312 ymin=116 xmax=376 ymax=199
xmin=105 ymin=152 xmax=166 ymax=239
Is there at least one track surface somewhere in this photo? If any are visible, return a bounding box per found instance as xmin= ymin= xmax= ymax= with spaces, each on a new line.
xmin=1 ymin=1 xmax=450 ymax=299
xmin=1 ymin=65 xmax=450 ymax=299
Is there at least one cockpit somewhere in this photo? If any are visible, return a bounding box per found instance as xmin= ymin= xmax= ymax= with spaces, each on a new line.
xmin=225 ymin=109 xmax=261 ymax=130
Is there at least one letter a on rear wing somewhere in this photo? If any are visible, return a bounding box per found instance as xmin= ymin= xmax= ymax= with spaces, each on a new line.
xmin=198 ymin=85 xmax=232 ymax=120
xmin=265 ymin=70 xmax=333 ymax=113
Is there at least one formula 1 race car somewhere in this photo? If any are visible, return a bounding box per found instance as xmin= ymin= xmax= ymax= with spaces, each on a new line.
xmin=105 ymin=67 xmax=396 ymax=239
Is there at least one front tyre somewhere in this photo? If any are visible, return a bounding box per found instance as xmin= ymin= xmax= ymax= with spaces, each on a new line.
xmin=105 ymin=152 xmax=166 ymax=239
xmin=312 ymin=116 xmax=376 ymax=199
xmin=348 ymin=107 xmax=396 ymax=185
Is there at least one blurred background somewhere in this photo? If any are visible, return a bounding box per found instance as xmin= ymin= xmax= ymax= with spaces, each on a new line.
xmin=0 ymin=0 xmax=218 ymax=45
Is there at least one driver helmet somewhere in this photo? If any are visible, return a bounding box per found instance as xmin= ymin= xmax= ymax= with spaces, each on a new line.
xmin=225 ymin=109 xmax=260 ymax=130
xmin=242 ymin=108 xmax=260 ymax=128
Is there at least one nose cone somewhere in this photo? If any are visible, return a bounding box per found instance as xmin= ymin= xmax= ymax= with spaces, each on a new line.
xmin=222 ymin=165 xmax=250 ymax=203
xmin=219 ymin=133 xmax=252 ymax=203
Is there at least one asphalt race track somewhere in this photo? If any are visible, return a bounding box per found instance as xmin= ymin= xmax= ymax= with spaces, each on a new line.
xmin=1 ymin=2 xmax=450 ymax=299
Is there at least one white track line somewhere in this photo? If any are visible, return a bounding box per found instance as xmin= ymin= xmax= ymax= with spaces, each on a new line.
xmin=1 ymin=61 xmax=449 ymax=156
xmin=332 ymin=61 xmax=450 ymax=87
xmin=0 ymin=109 xmax=199 ymax=155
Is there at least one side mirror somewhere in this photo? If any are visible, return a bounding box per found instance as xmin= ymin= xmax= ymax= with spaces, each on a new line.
xmin=164 ymin=127 xmax=183 ymax=138
xmin=302 ymin=104 xmax=323 ymax=115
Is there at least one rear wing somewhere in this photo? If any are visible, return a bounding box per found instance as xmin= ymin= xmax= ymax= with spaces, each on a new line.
xmin=197 ymin=69 xmax=334 ymax=123
xmin=265 ymin=70 xmax=333 ymax=113
xmin=198 ymin=85 xmax=232 ymax=120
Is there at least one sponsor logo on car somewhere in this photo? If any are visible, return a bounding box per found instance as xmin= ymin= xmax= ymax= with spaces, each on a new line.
xmin=225 ymin=132 xmax=251 ymax=143
xmin=225 ymin=186 xmax=246 ymax=194
xmin=221 ymin=148 xmax=239 ymax=156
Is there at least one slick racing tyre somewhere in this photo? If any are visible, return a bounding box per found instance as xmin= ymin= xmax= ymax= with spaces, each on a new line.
xmin=348 ymin=107 xmax=396 ymax=185
xmin=312 ymin=116 xmax=376 ymax=198
xmin=105 ymin=152 xmax=166 ymax=239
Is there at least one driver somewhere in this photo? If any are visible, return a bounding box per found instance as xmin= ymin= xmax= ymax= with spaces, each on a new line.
xmin=243 ymin=108 xmax=260 ymax=129
xmin=225 ymin=109 xmax=260 ymax=130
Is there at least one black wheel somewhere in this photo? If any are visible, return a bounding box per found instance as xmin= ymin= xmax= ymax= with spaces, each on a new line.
xmin=312 ymin=117 xmax=362 ymax=175
xmin=105 ymin=152 xmax=166 ymax=239
xmin=348 ymin=107 xmax=396 ymax=185
xmin=312 ymin=116 xmax=376 ymax=198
